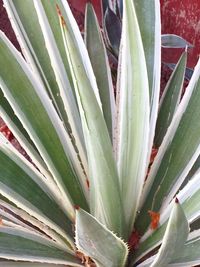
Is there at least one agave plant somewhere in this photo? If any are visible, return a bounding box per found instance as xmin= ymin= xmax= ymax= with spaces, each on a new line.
xmin=0 ymin=0 xmax=200 ymax=266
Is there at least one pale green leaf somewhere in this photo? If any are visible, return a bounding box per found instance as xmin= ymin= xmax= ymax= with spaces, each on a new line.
xmin=134 ymin=0 xmax=161 ymax=157
xmin=115 ymin=0 xmax=149 ymax=234
xmin=170 ymin=237 xmax=200 ymax=266
xmin=59 ymin=1 xmax=124 ymax=237
xmin=150 ymin=199 xmax=189 ymax=267
xmin=85 ymin=3 xmax=115 ymax=140
xmin=155 ymin=51 xmax=187 ymax=147
xmin=75 ymin=209 xmax=128 ymax=267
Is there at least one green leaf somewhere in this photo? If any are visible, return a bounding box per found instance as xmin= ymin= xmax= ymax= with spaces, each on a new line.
xmin=0 ymin=89 xmax=50 ymax=179
xmin=0 ymin=31 xmax=88 ymax=218
xmin=150 ymin=199 xmax=189 ymax=267
xmin=59 ymin=1 xmax=124 ymax=237
xmin=115 ymin=0 xmax=149 ymax=234
xmin=155 ymin=51 xmax=187 ymax=147
xmin=0 ymin=227 xmax=82 ymax=266
xmin=75 ymin=209 xmax=128 ymax=267
xmin=161 ymin=34 xmax=193 ymax=48
xmin=4 ymin=0 xmax=88 ymax=193
xmin=136 ymin=58 xmax=200 ymax=233
xmin=85 ymin=3 xmax=115 ymax=140
xmin=0 ymin=197 xmax=72 ymax=249
xmin=0 ymin=134 xmax=74 ymax=244
xmin=134 ymin=0 xmax=161 ymax=154
xmin=134 ymin=0 xmax=161 ymax=104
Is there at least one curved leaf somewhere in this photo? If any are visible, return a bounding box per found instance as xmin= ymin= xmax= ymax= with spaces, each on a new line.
xmin=161 ymin=34 xmax=193 ymax=48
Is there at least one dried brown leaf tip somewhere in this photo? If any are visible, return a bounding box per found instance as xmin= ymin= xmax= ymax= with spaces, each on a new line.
xmin=175 ymin=197 xmax=179 ymax=204
xmin=148 ymin=210 xmax=160 ymax=230
xmin=74 ymin=205 xmax=80 ymax=210
xmin=86 ymin=179 xmax=90 ymax=189
xmin=76 ymin=251 xmax=96 ymax=267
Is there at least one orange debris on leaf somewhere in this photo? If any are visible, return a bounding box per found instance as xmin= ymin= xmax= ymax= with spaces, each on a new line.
xmin=56 ymin=4 xmax=66 ymax=26
xmin=76 ymin=251 xmax=96 ymax=267
xmin=148 ymin=210 xmax=160 ymax=230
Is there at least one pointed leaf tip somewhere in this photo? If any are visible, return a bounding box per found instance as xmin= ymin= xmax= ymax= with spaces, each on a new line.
xmin=75 ymin=209 xmax=128 ymax=267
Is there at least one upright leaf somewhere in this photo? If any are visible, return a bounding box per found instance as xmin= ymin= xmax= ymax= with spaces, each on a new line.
xmin=85 ymin=3 xmax=115 ymax=140
xmin=115 ymin=0 xmax=149 ymax=234
xmin=134 ymin=0 xmax=161 ymax=156
xmin=155 ymin=51 xmax=187 ymax=147
xmin=58 ymin=1 xmax=124 ymax=237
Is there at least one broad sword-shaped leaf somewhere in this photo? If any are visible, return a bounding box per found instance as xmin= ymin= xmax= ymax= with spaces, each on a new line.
xmin=75 ymin=209 xmax=128 ymax=267
xmin=114 ymin=0 xmax=149 ymax=234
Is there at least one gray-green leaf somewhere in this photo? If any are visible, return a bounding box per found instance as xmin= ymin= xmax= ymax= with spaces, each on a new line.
xmin=75 ymin=209 xmax=128 ymax=267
